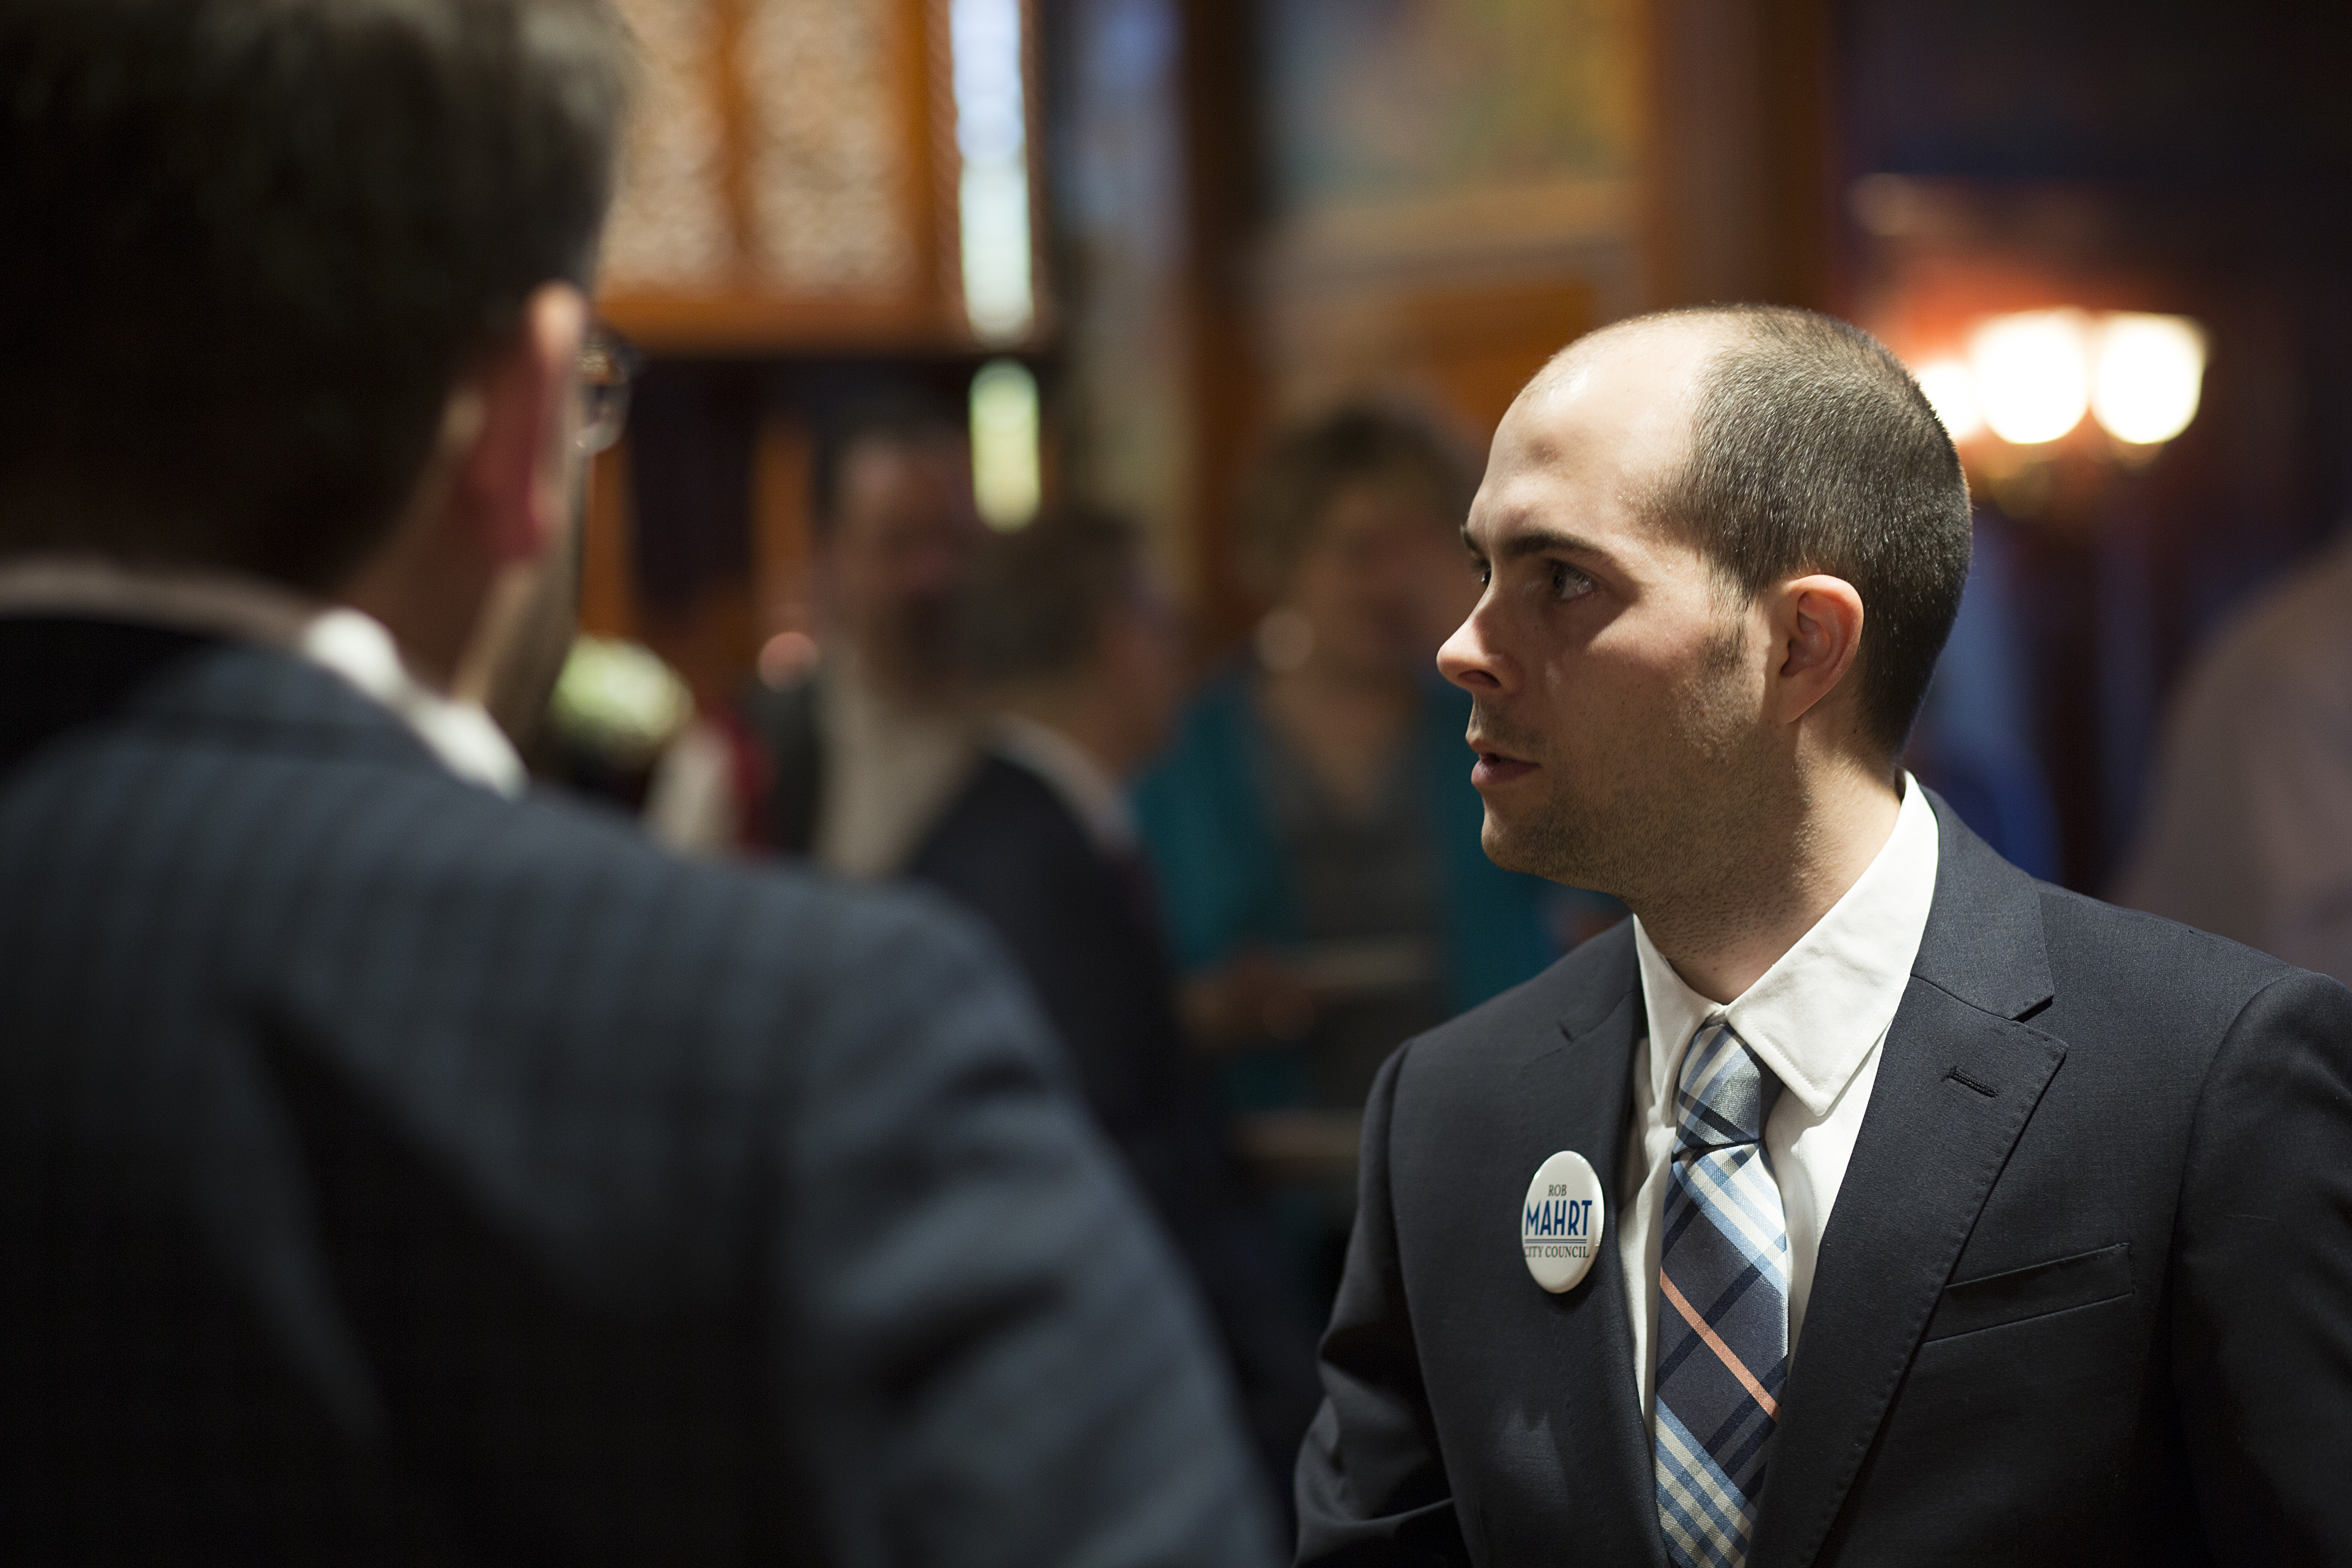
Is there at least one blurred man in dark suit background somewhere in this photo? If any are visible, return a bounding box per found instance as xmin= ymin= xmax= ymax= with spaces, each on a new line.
xmin=908 ymin=512 xmax=1325 ymax=1506
xmin=738 ymin=401 xmax=986 ymax=874
xmin=0 ymin=1 xmax=1276 ymax=1561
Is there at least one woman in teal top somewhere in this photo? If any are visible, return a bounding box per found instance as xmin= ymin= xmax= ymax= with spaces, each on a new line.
xmin=1134 ymin=405 xmax=1586 ymax=1307
xmin=1138 ymin=668 xmax=1561 ymax=1096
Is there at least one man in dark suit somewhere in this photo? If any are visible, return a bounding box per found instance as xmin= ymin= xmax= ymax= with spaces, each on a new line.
xmin=0 ymin=2 xmax=1277 ymax=1562
xmin=737 ymin=400 xmax=984 ymax=873
xmin=1297 ymin=306 xmax=2352 ymax=1566
xmin=906 ymin=512 xmax=1325 ymax=1501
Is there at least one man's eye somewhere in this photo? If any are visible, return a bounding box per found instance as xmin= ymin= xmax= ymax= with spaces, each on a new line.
xmin=1550 ymin=561 xmax=1593 ymax=601
xmin=1473 ymin=559 xmax=1492 ymax=589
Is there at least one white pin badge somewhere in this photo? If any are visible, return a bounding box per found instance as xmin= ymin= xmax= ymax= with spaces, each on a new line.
xmin=1521 ymin=1150 xmax=1605 ymax=1293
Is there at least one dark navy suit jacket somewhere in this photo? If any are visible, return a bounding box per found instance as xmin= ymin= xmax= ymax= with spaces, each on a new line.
xmin=908 ymin=756 xmax=1324 ymax=1496
xmin=0 ymin=617 xmax=1278 ymax=1566
xmin=1298 ymin=798 xmax=2352 ymax=1567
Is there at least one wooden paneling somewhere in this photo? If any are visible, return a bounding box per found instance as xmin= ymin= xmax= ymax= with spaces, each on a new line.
xmin=1640 ymin=0 xmax=1833 ymax=310
xmin=1175 ymin=0 xmax=1269 ymax=652
xmin=750 ymin=411 xmax=817 ymax=642
xmin=597 ymin=0 xmax=1044 ymax=356
xmin=1160 ymin=0 xmax=1646 ymax=649
xmin=1264 ymin=276 xmax=1596 ymax=443
xmin=579 ymin=445 xmax=639 ymax=642
xmin=598 ymin=292 xmax=963 ymax=355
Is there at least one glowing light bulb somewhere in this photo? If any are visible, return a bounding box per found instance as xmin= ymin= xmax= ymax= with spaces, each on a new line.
xmin=1913 ymin=357 xmax=1983 ymax=442
xmin=2091 ymin=313 xmax=2205 ymax=446
xmin=970 ymin=358 xmax=1040 ymax=529
xmin=951 ymin=0 xmax=1034 ymax=343
xmin=1969 ymin=310 xmax=2091 ymax=445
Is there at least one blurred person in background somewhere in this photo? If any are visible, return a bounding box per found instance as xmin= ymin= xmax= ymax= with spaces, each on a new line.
xmin=735 ymin=400 xmax=985 ymax=875
xmin=2118 ymin=527 xmax=2352 ymax=984
xmin=907 ymin=511 xmax=1325 ymax=1506
xmin=1135 ymin=403 xmax=1569 ymax=1305
xmin=0 ymin=1 xmax=1280 ymax=1561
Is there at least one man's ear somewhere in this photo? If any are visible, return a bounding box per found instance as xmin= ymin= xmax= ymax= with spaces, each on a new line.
xmin=1764 ymin=573 xmax=1866 ymax=729
xmin=449 ymin=283 xmax=588 ymax=568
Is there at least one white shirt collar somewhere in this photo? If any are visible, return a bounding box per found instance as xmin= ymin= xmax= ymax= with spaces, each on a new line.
xmin=1633 ymin=773 xmax=1941 ymax=1117
xmin=0 ymin=555 xmax=526 ymax=798
xmin=989 ymin=711 xmax=1136 ymax=857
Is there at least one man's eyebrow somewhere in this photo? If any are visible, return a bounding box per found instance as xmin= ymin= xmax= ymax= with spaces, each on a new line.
xmin=1462 ymin=524 xmax=1616 ymax=566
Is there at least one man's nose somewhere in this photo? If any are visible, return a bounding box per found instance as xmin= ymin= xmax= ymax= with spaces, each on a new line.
xmin=1437 ymin=600 xmax=1506 ymax=693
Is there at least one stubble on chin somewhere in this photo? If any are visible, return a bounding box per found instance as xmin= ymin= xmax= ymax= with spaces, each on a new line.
xmin=1482 ymin=771 xmax=1619 ymax=894
xmin=1468 ymin=698 xmax=1614 ymax=891
xmin=1470 ymin=623 xmax=1755 ymax=899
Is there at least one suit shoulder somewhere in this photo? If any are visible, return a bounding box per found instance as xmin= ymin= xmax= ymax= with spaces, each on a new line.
xmin=13 ymin=704 xmax=1014 ymax=1050
xmin=329 ymin=781 xmax=1060 ymax=1120
xmin=925 ymin=756 xmax=1077 ymax=844
xmin=2036 ymin=880 xmax=2299 ymax=999
xmin=2029 ymin=880 xmax=2350 ymax=1054
xmin=911 ymin=758 xmax=1094 ymax=882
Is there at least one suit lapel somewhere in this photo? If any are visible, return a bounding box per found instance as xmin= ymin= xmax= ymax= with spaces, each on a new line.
xmin=1747 ymin=802 xmax=2065 ymax=1568
xmin=1516 ymin=927 xmax=1670 ymax=1568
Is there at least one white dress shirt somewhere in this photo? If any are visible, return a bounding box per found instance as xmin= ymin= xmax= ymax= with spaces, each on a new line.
xmin=1619 ymin=774 xmax=1940 ymax=1428
xmin=0 ymin=555 xmax=526 ymax=797
xmin=811 ymin=652 xmax=980 ymax=880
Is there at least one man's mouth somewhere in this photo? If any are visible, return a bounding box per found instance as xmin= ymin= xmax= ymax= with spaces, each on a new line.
xmin=1467 ymin=734 xmax=1537 ymax=788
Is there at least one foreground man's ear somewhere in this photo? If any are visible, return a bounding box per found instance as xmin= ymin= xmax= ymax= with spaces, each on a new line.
xmin=450 ymin=282 xmax=590 ymax=570
xmin=1764 ymin=573 xmax=1866 ymax=730
xmin=341 ymin=281 xmax=588 ymax=693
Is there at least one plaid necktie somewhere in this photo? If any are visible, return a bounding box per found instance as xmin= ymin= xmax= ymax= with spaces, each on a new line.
xmin=1653 ymin=1020 xmax=1790 ymax=1568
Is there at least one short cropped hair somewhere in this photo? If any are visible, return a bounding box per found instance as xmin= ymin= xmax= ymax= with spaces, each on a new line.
xmin=0 ymin=0 xmax=633 ymax=589
xmin=1242 ymin=402 xmax=1472 ymax=595
xmin=808 ymin=395 xmax=965 ymax=543
xmin=1633 ymin=306 xmax=1973 ymax=756
xmin=958 ymin=510 xmax=1141 ymax=687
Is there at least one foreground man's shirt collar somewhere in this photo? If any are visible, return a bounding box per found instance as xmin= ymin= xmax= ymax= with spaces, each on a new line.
xmin=1633 ymin=774 xmax=1941 ymax=1115
xmin=0 ymin=555 xmax=527 ymax=799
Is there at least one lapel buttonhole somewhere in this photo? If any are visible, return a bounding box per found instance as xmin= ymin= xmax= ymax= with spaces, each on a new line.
xmin=1944 ymin=1066 xmax=1998 ymax=1098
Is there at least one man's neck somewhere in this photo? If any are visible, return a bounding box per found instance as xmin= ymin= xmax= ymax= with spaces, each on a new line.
xmin=841 ymin=637 xmax=959 ymax=713
xmin=1633 ymin=763 xmax=1904 ymax=1004
xmin=339 ymin=529 xmax=489 ymax=696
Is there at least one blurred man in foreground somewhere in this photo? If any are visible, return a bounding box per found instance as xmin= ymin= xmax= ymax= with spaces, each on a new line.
xmin=0 ymin=1 xmax=1277 ymax=1561
xmin=907 ymin=512 xmax=1325 ymax=1504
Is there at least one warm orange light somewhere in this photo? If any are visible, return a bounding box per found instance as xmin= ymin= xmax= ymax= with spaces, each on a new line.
xmin=2091 ymin=314 xmax=2205 ymax=446
xmin=1913 ymin=357 xmax=1984 ymax=442
xmin=1969 ymin=310 xmax=2092 ymax=445
xmin=1914 ymin=310 xmax=2208 ymax=454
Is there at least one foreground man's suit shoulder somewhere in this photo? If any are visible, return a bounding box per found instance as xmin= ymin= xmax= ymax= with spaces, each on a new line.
xmin=0 ymin=621 xmax=1277 ymax=1566
xmin=1299 ymin=793 xmax=2352 ymax=1568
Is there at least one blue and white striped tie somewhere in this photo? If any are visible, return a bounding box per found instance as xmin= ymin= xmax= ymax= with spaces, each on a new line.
xmin=1653 ymin=1020 xmax=1790 ymax=1568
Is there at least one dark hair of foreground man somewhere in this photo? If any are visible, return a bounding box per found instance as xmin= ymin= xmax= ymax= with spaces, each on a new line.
xmin=0 ymin=1 xmax=1279 ymax=1561
xmin=0 ymin=0 xmax=625 ymax=586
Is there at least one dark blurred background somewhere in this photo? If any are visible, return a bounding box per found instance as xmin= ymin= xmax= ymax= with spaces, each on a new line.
xmin=581 ymin=0 xmax=2352 ymax=898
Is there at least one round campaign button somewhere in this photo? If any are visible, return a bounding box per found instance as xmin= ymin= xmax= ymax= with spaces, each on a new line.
xmin=1521 ymin=1150 xmax=1605 ymax=1293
